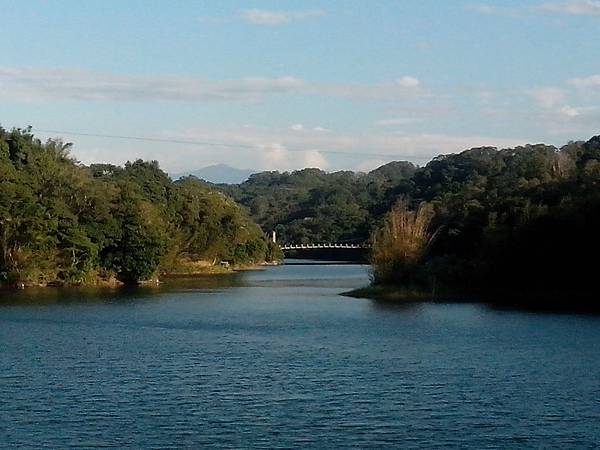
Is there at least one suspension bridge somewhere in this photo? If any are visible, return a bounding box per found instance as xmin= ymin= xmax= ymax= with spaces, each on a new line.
xmin=279 ymin=243 xmax=370 ymax=250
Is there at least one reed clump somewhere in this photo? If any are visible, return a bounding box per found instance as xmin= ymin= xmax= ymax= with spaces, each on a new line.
xmin=371 ymin=202 xmax=438 ymax=287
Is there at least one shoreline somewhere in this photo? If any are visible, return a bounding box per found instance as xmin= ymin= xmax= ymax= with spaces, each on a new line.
xmin=1 ymin=261 xmax=282 ymax=290
xmin=342 ymin=285 xmax=437 ymax=302
xmin=343 ymin=284 xmax=600 ymax=313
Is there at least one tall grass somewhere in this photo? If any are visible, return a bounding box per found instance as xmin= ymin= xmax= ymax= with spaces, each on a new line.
xmin=371 ymin=202 xmax=438 ymax=286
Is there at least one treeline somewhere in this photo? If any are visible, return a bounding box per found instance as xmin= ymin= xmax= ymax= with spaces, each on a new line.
xmin=214 ymin=134 xmax=600 ymax=304
xmin=219 ymin=161 xmax=417 ymax=244
xmin=0 ymin=127 xmax=279 ymax=287
xmin=371 ymin=136 xmax=600 ymax=304
xmin=5 ymin=124 xmax=599 ymax=302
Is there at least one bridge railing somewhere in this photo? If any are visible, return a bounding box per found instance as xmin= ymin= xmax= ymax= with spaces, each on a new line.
xmin=279 ymin=242 xmax=371 ymax=250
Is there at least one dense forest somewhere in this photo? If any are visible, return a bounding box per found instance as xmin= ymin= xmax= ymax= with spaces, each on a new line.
xmin=0 ymin=127 xmax=280 ymax=287
xmin=219 ymin=161 xmax=417 ymax=244
xmin=216 ymin=135 xmax=600 ymax=305
xmin=3 ymin=125 xmax=600 ymax=304
xmin=368 ymin=137 xmax=600 ymax=305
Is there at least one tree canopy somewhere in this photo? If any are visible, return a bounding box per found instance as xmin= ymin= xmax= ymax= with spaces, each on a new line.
xmin=218 ymin=162 xmax=417 ymax=244
xmin=0 ymin=127 xmax=278 ymax=287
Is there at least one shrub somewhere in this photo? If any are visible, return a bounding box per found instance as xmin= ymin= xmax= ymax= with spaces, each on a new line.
xmin=371 ymin=201 xmax=437 ymax=286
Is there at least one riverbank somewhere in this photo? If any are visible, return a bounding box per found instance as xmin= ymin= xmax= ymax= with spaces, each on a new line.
xmin=1 ymin=260 xmax=281 ymax=290
xmin=162 ymin=260 xmax=278 ymax=277
xmin=342 ymin=284 xmax=436 ymax=302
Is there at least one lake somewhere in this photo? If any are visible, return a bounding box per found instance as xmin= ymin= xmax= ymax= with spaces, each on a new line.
xmin=1 ymin=261 xmax=599 ymax=448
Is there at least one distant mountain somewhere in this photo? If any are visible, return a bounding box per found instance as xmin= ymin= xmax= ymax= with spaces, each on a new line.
xmin=172 ymin=164 xmax=255 ymax=184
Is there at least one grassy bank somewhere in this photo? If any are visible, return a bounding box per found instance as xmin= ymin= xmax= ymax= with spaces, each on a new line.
xmin=342 ymin=284 xmax=436 ymax=302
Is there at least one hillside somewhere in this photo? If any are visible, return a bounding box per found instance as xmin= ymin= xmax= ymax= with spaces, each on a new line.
xmin=219 ymin=162 xmax=417 ymax=244
xmin=0 ymin=127 xmax=279 ymax=287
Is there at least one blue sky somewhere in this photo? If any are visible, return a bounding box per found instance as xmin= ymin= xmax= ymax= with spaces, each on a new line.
xmin=1 ymin=0 xmax=599 ymax=173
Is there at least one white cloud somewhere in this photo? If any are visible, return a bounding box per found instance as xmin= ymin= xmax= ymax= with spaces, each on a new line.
xmin=527 ymin=81 xmax=599 ymax=127
xmin=529 ymin=87 xmax=565 ymax=108
xmin=240 ymin=9 xmax=325 ymax=26
xmin=302 ymin=149 xmax=329 ymax=168
xmin=140 ymin=125 xmax=527 ymax=173
xmin=42 ymin=121 xmax=528 ymax=174
xmin=559 ymin=105 xmax=581 ymax=117
xmin=466 ymin=4 xmax=499 ymax=15
xmin=0 ymin=67 xmax=428 ymax=104
xmin=313 ymin=79 xmax=427 ymax=101
xmin=396 ymin=76 xmax=420 ymax=89
xmin=290 ymin=124 xmax=331 ymax=132
xmin=539 ymin=0 xmax=600 ymax=16
xmin=0 ymin=67 xmax=305 ymax=102
xmin=465 ymin=4 xmax=523 ymax=17
xmin=569 ymin=74 xmax=600 ymax=88
xmin=256 ymin=143 xmax=329 ymax=171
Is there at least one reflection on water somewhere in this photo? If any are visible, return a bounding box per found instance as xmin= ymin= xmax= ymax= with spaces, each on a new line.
xmin=0 ymin=272 xmax=244 ymax=307
xmin=1 ymin=261 xmax=600 ymax=448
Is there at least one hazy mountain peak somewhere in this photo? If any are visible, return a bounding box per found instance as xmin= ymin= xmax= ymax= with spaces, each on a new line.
xmin=173 ymin=164 xmax=255 ymax=184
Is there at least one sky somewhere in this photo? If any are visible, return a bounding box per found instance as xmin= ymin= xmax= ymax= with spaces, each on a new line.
xmin=1 ymin=0 xmax=599 ymax=174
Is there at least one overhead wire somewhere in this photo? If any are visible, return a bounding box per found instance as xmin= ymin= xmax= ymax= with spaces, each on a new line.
xmin=32 ymin=128 xmax=433 ymax=160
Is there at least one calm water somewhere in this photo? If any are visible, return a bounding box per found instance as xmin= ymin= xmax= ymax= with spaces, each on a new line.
xmin=1 ymin=262 xmax=599 ymax=448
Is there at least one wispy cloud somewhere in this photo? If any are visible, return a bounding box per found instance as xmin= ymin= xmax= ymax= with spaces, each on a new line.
xmin=0 ymin=67 xmax=427 ymax=103
xmin=396 ymin=76 xmax=421 ymax=89
xmin=375 ymin=117 xmax=420 ymax=126
xmin=468 ymin=1 xmax=600 ymax=18
xmin=466 ymin=4 xmax=499 ymax=15
xmin=240 ymin=9 xmax=325 ymax=26
xmin=529 ymin=87 xmax=566 ymax=108
xmin=569 ymin=74 xmax=600 ymax=88
xmin=528 ymin=86 xmax=589 ymax=117
xmin=539 ymin=0 xmax=600 ymax=16
xmin=465 ymin=3 xmax=523 ymax=17
xmin=525 ymin=79 xmax=600 ymax=135
xmin=0 ymin=67 xmax=304 ymax=102
xmin=146 ymin=125 xmax=527 ymax=173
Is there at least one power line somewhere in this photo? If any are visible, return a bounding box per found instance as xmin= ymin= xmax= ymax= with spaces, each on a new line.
xmin=32 ymin=128 xmax=432 ymax=160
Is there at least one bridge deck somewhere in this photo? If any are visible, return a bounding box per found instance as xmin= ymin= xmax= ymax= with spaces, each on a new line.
xmin=279 ymin=243 xmax=370 ymax=250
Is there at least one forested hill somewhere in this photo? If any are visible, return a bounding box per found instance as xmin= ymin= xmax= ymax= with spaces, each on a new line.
xmin=218 ymin=162 xmax=417 ymax=244
xmin=0 ymin=127 xmax=279 ymax=287
xmin=216 ymin=134 xmax=600 ymax=303
xmin=4 ymin=124 xmax=599 ymax=301
xmin=366 ymin=135 xmax=600 ymax=304
xmin=217 ymin=137 xmax=600 ymax=250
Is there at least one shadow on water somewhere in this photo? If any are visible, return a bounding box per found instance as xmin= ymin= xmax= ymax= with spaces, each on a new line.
xmin=366 ymin=298 xmax=425 ymax=313
xmin=0 ymin=273 xmax=246 ymax=307
xmin=484 ymin=299 xmax=600 ymax=316
xmin=407 ymin=297 xmax=600 ymax=316
xmin=355 ymin=289 xmax=600 ymax=316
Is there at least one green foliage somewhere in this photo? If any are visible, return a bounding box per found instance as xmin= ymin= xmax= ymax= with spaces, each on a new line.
xmin=98 ymin=184 xmax=167 ymax=284
xmin=396 ymin=137 xmax=600 ymax=301
xmin=220 ymin=133 xmax=600 ymax=302
xmin=219 ymin=162 xmax=417 ymax=244
xmin=0 ymin=127 xmax=275 ymax=287
xmin=371 ymin=202 xmax=437 ymax=287
xmin=4 ymin=123 xmax=600 ymax=303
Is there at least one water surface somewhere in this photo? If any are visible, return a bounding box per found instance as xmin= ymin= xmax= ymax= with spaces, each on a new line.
xmin=1 ymin=262 xmax=599 ymax=448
